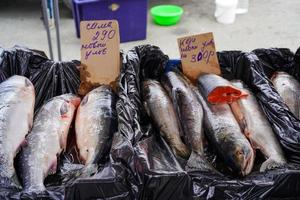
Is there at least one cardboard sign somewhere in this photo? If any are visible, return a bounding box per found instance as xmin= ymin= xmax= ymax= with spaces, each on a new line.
xmin=79 ymin=20 xmax=120 ymax=95
xmin=177 ymin=32 xmax=221 ymax=83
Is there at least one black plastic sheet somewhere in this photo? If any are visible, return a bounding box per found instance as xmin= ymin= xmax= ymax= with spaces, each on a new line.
xmin=2 ymin=45 xmax=300 ymax=199
xmin=0 ymin=46 xmax=80 ymax=109
xmin=0 ymin=46 xmax=81 ymax=199
xmin=121 ymin=46 xmax=300 ymax=199
xmin=218 ymin=48 xmax=300 ymax=164
xmin=66 ymin=45 xmax=171 ymax=200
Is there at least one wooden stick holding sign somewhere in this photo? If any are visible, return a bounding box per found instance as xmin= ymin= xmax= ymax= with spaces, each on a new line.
xmin=79 ymin=20 xmax=120 ymax=95
xmin=177 ymin=32 xmax=221 ymax=84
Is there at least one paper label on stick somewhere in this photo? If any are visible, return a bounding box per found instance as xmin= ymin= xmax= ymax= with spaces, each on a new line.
xmin=79 ymin=20 xmax=120 ymax=95
xmin=177 ymin=32 xmax=221 ymax=83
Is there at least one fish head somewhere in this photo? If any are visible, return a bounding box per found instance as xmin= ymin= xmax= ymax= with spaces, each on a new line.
xmin=79 ymin=85 xmax=113 ymax=107
xmin=225 ymin=138 xmax=255 ymax=176
xmin=60 ymin=94 xmax=81 ymax=107
xmin=4 ymin=75 xmax=35 ymax=96
xmin=58 ymin=94 xmax=81 ymax=149
xmin=142 ymin=80 xmax=163 ymax=98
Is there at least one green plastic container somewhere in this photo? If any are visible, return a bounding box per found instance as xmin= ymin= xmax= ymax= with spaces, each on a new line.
xmin=150 ymin=5 xmax=184 ymax=26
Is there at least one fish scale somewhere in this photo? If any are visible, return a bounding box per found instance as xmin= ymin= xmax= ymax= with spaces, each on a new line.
xmin=161 ymin=71 xmax=216 ymax=171
xmin=196 ymin=78 xmax=255 ymax=176
xmin=0 ymin=75 xmax=35 ymax=186
xmin=19 ymin=94 xmax=80 ymax=192
xmin=76 ymin=85 xmax=117 ymax=166
xmin=230 ymin=80 xmax=286 ymax=172
xmin=143 ymin=79 xmax=190 ymax=159
xmin=271 ymin=71 xmax=300 ymax=119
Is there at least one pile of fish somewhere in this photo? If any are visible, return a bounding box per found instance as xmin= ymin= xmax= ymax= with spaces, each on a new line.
xmin=143 ymin=71 xmax=287 ymax=176
xmin=0 ymin=75 xmax=117 ymax=193
xmin=0 ymin=70 xmax=296 ymax=194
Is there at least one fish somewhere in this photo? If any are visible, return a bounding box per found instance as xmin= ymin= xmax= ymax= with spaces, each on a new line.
xmin=161 ymin=71 xmax=214 ymax=171
xmin=0 ymin=76 xmax=35 ymax=186
xmin=196 ymin=79 xmax=255 ymax=176
xmin=76 ymin=85 xmax=117 ymax=166
xmin=198 ymin=73 xmax=248 ymax=104
xmin=143 ymin=79 xmax=190 ymax=159
xmin=230 ymin=80 xmax=286 ymax=172
xmin=19 ymin=94 xmax=80 ymax=192
xmin=271 ymin=71 xmax=300 ymax=119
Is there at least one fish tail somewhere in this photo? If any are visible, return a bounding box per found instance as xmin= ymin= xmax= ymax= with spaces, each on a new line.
xmin=11 ymin=173 xmax=22 ymax=189
xmin=0 ymin=173 xmax=22 ymax=189
xmin=172 ymin=144 xmax=191 ymax=159
xmin=185 ymin=151 xmax=219 ymax=174
xmin=260 ymin=158 xmax=286 ymax=172
xmin=63 ymin=164 xmax=98 ymax=186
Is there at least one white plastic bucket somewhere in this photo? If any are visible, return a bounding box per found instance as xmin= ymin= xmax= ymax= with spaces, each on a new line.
xmin=215 ymin=0 xmax=238 ymax=24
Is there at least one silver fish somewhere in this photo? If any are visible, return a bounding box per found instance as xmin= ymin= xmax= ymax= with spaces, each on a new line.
xmin=197 ymin=79 xmax=255 ymax=176
xmin=0 ymin=75 xmax=35 ymax=186
xmin=143 ymin=80 xmax=190 ymax=158
xmin=76 ymin=85 xmax=117 ymax=166
xmin=20 ymin=94 xmax=80 ymax=192
xmin=230 ymin=80 xmax=286 ymax=172
xmin=162 ymin=71 xmax=204 ymax=154
xmin=271 ymin=71 xmax=300 ymax=119
xmin=161 ymin=71 xmax=215 ymax=171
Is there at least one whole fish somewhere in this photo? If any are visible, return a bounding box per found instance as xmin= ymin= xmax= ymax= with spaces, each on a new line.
xmin=198 ymin=73 xmax=247 ymax=104
xmin=143 ymin=80 xmax=190 ymax=158
xmin=19 ymin=94 xmax=80 ymax=192
xmin=0 ymin=76 xmax=35 ymax=186
xmin=230 ymin=80 xmax=286 ymax=172
xmin=161 ymin=71 xmax=214 ymax=171
xmin=271 ymin=71 xmax=300 ymax=119
xmin=76 ymin=85 xmax=117 ymax=166
xmin=197 ymin=80 xmax=255 ymax=176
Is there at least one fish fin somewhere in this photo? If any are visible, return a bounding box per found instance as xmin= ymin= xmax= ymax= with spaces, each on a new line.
xmin=3 ymin=173 xmax=22 ymax=189
xmin=143 ymin=101 xmax=150 ymax=116
xmin=173 ymin=89 xmax=186 ymax=139
xmin=260 ymin=158 xmax=286 ymax=172
xmin=28 ymin=113 xmax=33 ymax=130
xmin=185 ymin=151 xmax=218 ymax=173
xmin=81 ymin=164 xmax=98 ymax=176
xmin=48 ymin=160 xmax=58 ymax=175
xmin=59 ymin=134 xmax=67 ymax=150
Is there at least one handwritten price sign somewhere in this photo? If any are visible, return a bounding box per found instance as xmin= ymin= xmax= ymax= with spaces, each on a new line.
xmin=79 ymin=20 xmax=120 ymax=95
xmin=178 ymin=32 xmax=220 ymax=83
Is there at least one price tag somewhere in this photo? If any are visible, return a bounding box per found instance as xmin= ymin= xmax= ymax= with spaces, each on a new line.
xmin=79 ymin=20 xmax=120 ymax=95
xmin=177 ymin=32 xmax=221 ymax=83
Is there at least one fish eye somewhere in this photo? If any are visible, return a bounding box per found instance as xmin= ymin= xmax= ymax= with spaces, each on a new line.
xmin=81 ymin=95 xmax=89 ymax=106
xmin=235 ymin=149 xmax=244 ymax=157
xmin=60 ymin=102 xmax=69 ymax=115
xmin=25 ymin=79 xmax=32 ymax=87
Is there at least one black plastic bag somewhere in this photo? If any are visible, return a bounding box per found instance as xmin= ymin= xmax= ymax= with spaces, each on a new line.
xmin=134 ymin=135 xmax=192 ymax=200
xmin=116 ymin=45 xmax=193 ymax=200
xmin=0 ymin=46 xmax=81 ymax=199
xmin=64 ymin=53 xmax=139 ymax=200
xmin=218 ymin=49 xmax=300 ymax=164
xmin=188 ymin=49 xmax=300 ymax=199
xmin=0 ymin=46 xmax=80 ymax=110
xmin=123 ymin=45 xmax=300 ymax=199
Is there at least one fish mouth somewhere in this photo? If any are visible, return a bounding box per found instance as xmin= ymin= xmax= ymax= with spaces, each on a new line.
xmin=61 ymin=94 xmax=81 ymax=107
xmin=69 ymin=97 xmax=81 ymax=107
